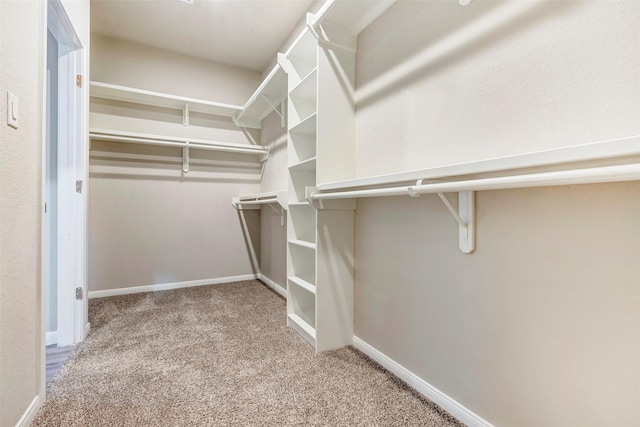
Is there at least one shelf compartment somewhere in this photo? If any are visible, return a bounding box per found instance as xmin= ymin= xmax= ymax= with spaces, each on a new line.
xmin=288 ymin=275 xmax=316 ymax=294
xmin=289 ymin=68 xmax=317 ymax=102
xmin=289 ymin=98 xmax=316 ymax=129
xmin=289 ymin=282 xmax=316 ymax=329
xmin=288 ymin=242 xmax=316 ymax=286
xmin=289 ymin=209 xmax=316 ymax=244
xmin=288 ymin=112 xmax=316 ymax=136
xmin=289 ymin=129 xmax=316 ymax=165
xmin=286 ymin=29 xmax=318 ymax=86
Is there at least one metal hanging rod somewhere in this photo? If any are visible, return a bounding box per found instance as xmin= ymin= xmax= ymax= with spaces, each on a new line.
xmin=308 ymin=163 xmax=640 ymax=201
xmin=89 ymin=130 xmax=268 ymax=158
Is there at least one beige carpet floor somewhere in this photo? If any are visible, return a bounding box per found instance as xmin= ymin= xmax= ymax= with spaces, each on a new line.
xmin=33 ymin=280 xmax=462 ymax=426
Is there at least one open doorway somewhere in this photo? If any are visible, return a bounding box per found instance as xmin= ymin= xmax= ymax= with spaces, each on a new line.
xmin=44 ymin=0 xmax=87 ymax=385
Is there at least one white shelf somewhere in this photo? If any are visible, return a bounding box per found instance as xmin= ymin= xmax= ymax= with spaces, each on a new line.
xmin=289 ymin=157 xmax=317 ymax=172
xmin=288 ymin=313 xmax=316 ymax=344
xmin=288 ymin=276 xmax=316 ymax=294
xmin=289 ymin=113 xmax=317 ymax=135
xmin=288 ymin=239 xmax=317 ymax=250
xmin=318 ymin=135 xmax=640 ymax=191
xmin=235 ymin=63 xmax=288 ymax=129
xmin=289 ymin=68 xmax=317 ymax=100
xmin=90 ymin=81 xmax=242 ymax=118
xmin=314 ymin=0 xmax=398 ymax=35
xmin=89 ymin=129 xmax=268 ymax=159
xmin=232 ymin=190 xmax=287 ymax=211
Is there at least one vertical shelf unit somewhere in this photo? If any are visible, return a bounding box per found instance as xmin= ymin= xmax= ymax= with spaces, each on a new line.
xmin=283 ymin=15 xmax=357 ymax=352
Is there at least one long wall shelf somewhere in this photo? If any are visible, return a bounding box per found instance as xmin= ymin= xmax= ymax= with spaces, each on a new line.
xmin=318 ymin=135 xmax=640 ymax=191
xmin=90 ymin=81 xmax=243 ymax=119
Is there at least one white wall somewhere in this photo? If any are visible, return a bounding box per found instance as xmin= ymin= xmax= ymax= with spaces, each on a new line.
xmin=0 ymin=1 xmax=45 ymax=425
xmin=353 ymin=1 xmax=640 ymax=426
xmin=89 ymin=37 xmax=264 ymax=293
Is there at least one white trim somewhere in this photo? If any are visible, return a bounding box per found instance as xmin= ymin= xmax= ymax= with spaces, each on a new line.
xmin=46 ymin=331 xmax=58 ymax=346
xmin=257 ymin=274 xmax=287 ymax=298
xmin=84 ymin=322 xmax=91 ymax=339
xmin=15 ymin=395 xmax=42 ymax=427
xmin=88 ymin=274 xmax=258 ymax=299
xmin=353 ymin=336 xmax=494 ymax=427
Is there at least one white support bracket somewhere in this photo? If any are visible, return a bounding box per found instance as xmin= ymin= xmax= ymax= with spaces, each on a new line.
xmin=264 ymin=203 xmax=286 ymax=227
xmin=183 ymin=103 xmax=190 ymax=126
xmin=459 ymin=0 xmax=473 ymax=5
xmin=261 ymin=94 xmax=286 ymax=128
xmin=409 ymin=180 xmax=475 ymax=254
xmin=306 ymin=13 xmax=357 ymax=54
xmin=182 ymin=141 xmax=190 ymax=173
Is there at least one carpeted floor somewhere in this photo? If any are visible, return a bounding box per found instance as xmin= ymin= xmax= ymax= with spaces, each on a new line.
xmin=33 ymin=280 xmax=462 ymax=426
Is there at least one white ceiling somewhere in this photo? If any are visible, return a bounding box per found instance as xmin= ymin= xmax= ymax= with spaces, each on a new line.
xmin=91 ymin=0 xmax=315 ymax=72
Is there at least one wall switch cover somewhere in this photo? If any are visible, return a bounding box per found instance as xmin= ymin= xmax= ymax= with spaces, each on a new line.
xmin=7 ymin=91 xmax=19 ymax=129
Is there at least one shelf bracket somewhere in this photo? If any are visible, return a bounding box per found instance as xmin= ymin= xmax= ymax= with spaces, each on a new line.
xmin=261 ymin=94 xmax=286 ymax=128
xmin=409 ymin=180 xmax=475 ymax=254
xmin=266 ymin=202 xmax=286 ymax=227
xmin=183 ymin=103 xmax=190 ymax=126
xmin=183 ymin=141 xmax=190 ymax=173
xmin=305 ymin=13 xmax=357 ymax=54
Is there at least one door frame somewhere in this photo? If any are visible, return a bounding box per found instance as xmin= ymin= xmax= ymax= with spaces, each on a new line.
xmin=41 ymin=0 xmax=88 ymax=392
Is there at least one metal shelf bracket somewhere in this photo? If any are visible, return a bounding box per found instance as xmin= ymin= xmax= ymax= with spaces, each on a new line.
xmin=409 ymin=180 xmax=475 ymax=254
xmin=183 ymin=141 xmax=190 ymax=173
xmin=183 ymin=103 xmax=190 ymax=126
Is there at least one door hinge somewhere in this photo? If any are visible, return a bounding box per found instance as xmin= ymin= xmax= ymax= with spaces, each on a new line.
xmin=76 ymin=180 xmax=83 ymax=193
xmin=75 ymin=287 xmax=83 ymax=300
xmin=76 ymin=75 xmax=83 ymax=88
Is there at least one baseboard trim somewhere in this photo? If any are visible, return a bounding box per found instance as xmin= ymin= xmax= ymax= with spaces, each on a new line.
xmin=353 ymin=336 xmax=494 ymax=427
xmin=257 ymin=274 xmax=287 ymax=298
xmin=16 ymin=395 xmax=42 ymax=427
xmin=46 ymin=331 xmax=57 ymax=346
xmin=88 ymin=274 xmax=259 ymax=299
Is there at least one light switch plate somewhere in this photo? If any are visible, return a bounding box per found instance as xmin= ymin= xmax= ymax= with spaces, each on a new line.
xmin=7 ymin=91 xmax=19 ymax=129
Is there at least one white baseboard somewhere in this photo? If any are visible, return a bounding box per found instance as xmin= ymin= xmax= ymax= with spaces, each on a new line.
xmin=85 ymin=322 xmax=91 ymax=338
xmin=257 ymin=273 xmax=287 ymax=298
xmin=353 ymin=336 xmax=494 ymax=427
xmin=88 ymin=274 xmax=258 ymax=299
xmin=45 ymin=331 xmax=57 ymax=346
xmin=16 ymin=395 xmax=42 ymax=427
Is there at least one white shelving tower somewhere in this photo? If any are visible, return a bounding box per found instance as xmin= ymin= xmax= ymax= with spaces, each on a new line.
xmin=282 ymin=14 xmax=357 ymax=352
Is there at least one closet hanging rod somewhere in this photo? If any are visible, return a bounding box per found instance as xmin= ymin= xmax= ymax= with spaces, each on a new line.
xmin=308 ymin=163 xmax=640 ymax=201
xmin=89 ymin=131 xmax=268 ymax=157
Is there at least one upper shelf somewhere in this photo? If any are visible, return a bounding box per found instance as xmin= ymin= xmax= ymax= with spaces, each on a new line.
xmin=234 ymin=63 xmax=288 ymax=129
xmin=314 ymin=0 xmax=398 ymax=34
xmin=90 ymin=81 xmax=243 ymax=118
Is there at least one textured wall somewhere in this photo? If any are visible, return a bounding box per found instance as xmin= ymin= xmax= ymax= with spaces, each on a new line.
xmin=0 ymin=1 xmax=44 ymax=425
xmin=353 ymin=1 xmax=640 ymax=426
xmin=355 ymin=0 xmax=640 ymax=177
